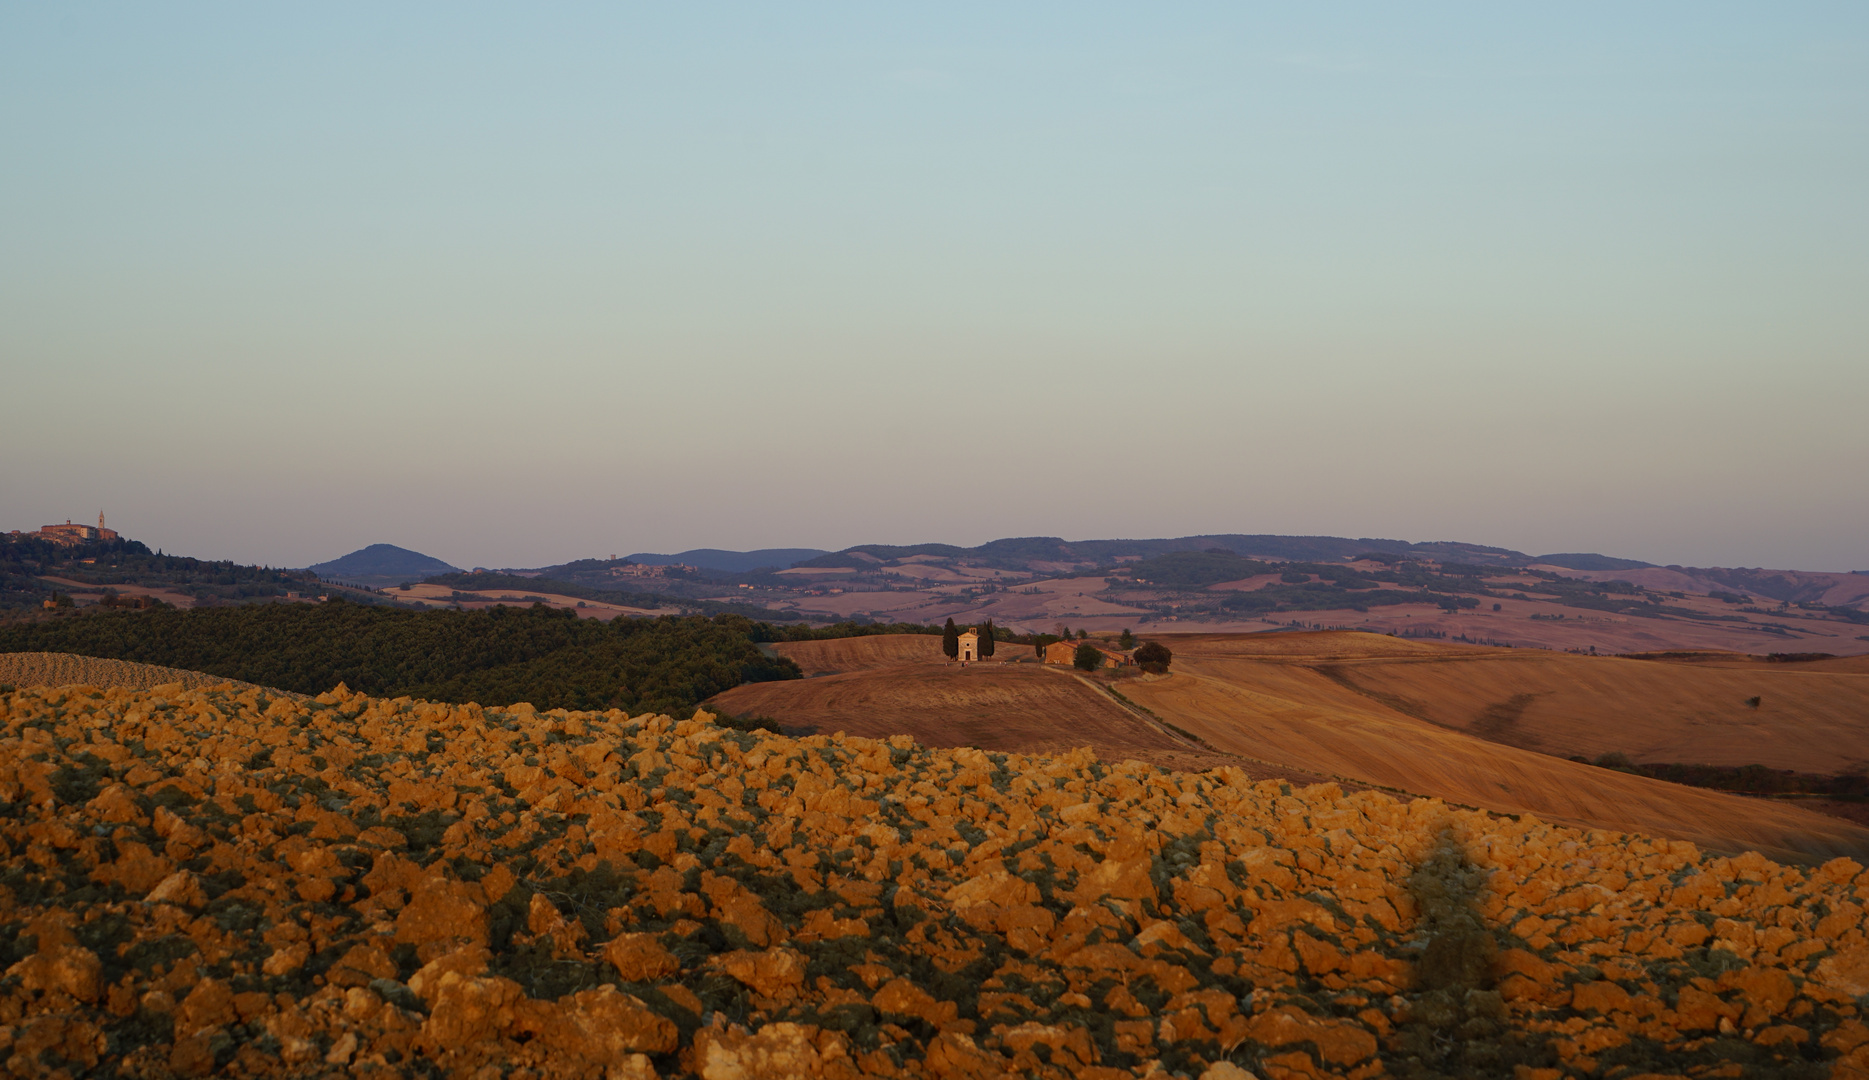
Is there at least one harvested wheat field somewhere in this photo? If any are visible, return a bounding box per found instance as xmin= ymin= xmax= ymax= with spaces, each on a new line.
xmin=0 ymin=653 xmax=284 ymax=697
xmin=712 ymin=662 xmax=1291 ymax=780
xmin=8 ymin=683 xmax=1869 ymax=1078
xmin=772 ymin=636 xmax=954 ymax=676
xmin=1119 ymin=635 xmax=1869 ymax=865
xmin=717 ymin=634 xmax=1869 ymax=864
xmin=1241 ymin=639 xmax=1869 ymax=773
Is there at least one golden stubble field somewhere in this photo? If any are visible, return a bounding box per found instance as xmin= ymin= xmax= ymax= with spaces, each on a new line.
xmin=711 ymin=633 xmax=1869 ymax=866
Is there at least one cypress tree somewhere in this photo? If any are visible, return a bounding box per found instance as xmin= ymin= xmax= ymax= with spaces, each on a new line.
xmin=980 ymin=619 xmax=996 ymax=658
xmin=942 ymin=617 xmax=960 ymax=659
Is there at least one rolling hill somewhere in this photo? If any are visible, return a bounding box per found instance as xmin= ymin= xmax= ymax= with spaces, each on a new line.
xmin=621 ymin=548 xmax=829 ymax=572
xmin=707 ymin=632 xmax=1869 ymax=864
xmin=308 ymin=543 xmax=459 ymax=587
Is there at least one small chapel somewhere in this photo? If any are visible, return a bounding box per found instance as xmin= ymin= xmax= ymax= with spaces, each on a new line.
xmin=956 ymin=629 xmax=979 ymax=663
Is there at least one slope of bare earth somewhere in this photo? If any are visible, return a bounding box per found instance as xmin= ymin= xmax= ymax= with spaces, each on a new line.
xmin=1115 ymin=634 xmax=1869 ymax=864
xmin=0 ymin=652 xmax=285 ymax=696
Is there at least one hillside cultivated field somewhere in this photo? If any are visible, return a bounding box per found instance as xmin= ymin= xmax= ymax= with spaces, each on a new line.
xmin=713 ymin=635 xmax=1869 ymax=865
xmin=771 ymin=635 xmax=952 ymax=674
xmin=711 ymin=660 xmax=1313 ymax=782
xmin=1259 ymin=641 xmax=1869 ymax=773
xmin=6 ymin=682 xmax=1869 ymax=1077
xmin=1072 ymin=603 xmax=1869 ymax=657
xmin=385 ymin=583 xmax=679 ymax=620
xmin=0 ymin=652 xmax=285 ymax=696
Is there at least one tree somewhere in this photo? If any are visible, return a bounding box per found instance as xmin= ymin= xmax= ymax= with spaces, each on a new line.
xmin=1072 ymin=642 xmax=1103 ymax=671
xmin=942 ymin=618 xmax=960 ymax=660
xmin=1032 ymin=633 xmax=1060 ymax=658
xmin=979 ymin=619 xmax=996 ymax=658
xmin=1077 ymin=629 xmax=1088 ymax=640
xmin=1118 ymin=628 xmax=1135 ymax=649
xmin=1134 ymin=641 xmax=1172 ymax=674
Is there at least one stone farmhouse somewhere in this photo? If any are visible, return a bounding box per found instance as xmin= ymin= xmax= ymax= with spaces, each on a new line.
xmin=1044 ymin=640 xmax=1130 ymax=668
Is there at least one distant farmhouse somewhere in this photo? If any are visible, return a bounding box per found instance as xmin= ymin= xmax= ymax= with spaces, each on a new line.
xmin=1044 ymin=639 xmax=1130 ymax=668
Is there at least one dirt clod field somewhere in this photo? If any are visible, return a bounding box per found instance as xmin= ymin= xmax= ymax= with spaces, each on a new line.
xmin=4 ymin=682 xmax=1869 ymax=1077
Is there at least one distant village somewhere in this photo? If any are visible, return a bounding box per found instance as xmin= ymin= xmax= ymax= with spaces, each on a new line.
xmin=9 ymin=513 xmax=120 ymax=547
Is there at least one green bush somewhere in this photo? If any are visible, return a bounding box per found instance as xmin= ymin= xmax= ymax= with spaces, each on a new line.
xmin=1134 ymin=641 xmax=1172 ymax=674
xmin=1072 ymin=643 xmax=1103 ymax=671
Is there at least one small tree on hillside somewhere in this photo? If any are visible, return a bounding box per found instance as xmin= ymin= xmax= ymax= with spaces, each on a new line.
xmin=1134 ymin=641 xmax=1172 ymax=674
xmin=942 ymin=618 xmax=960 ymax=660
xmin=1077 ymin=629 xmax=1088 ymax=640
xmin=979 ymin=619 xmax=996 ymax=658
xmin=1073 ymin=642 xmax=1103 ymax=671
xmin=1118 ymin=628 xmax=1135 ymax=649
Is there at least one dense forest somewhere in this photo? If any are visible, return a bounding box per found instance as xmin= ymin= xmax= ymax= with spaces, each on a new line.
xmin=0 ymin=600 xmax=801 ymax=715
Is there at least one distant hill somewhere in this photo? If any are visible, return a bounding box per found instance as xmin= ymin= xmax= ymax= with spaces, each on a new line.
xmin=307 ymin=544 xmax=459 ymax=586
xmin=1531 ymin=553 xmax=1655 ymax=572
xmin=623 ymin=548 xmax=829 ymax=573
xmin=795 ymin=534 xmax=1585 ymax=571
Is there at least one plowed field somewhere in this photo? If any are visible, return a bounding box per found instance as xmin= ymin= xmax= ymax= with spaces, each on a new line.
xmin=5 ymin=681 xmax=1869 ymax=1078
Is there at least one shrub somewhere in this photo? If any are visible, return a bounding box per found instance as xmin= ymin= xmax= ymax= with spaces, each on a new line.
xmin=1072 ymin=643 xmax=1103 ymax=671
xmin=1134 ymin=641 xmax=1172 ymax=674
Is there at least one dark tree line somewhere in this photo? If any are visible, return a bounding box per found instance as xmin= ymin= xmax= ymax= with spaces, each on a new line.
xmin=0 ymin=600 xmax=801 ymax=716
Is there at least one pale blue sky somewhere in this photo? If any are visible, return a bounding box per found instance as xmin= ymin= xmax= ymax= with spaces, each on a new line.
xmin=3 ymin=4 xmax=1865 ymax=570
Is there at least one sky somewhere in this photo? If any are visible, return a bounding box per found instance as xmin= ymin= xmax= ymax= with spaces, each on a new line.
xmin=3 ymin=4 xmax=1865 ymax=571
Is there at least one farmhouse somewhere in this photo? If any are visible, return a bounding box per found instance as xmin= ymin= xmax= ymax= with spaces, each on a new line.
xmin=1044 ymin=640 xmax=1130 ymax=668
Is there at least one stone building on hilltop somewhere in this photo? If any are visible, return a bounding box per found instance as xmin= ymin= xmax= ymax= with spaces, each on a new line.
xmin=36 ymin=513 xmax=119 ymax=547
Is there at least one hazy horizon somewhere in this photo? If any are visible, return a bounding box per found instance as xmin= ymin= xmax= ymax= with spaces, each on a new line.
xmin=5 ymin=5 xmax=1865 ymax=572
